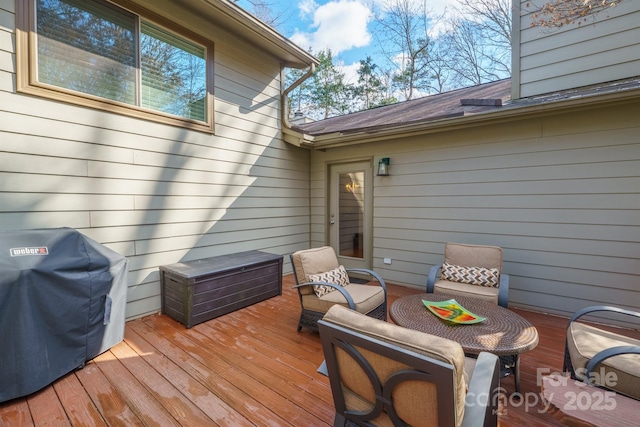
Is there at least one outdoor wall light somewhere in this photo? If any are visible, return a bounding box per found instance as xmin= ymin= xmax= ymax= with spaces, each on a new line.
xmin=377 ymin=157 xmax=390 ymax=176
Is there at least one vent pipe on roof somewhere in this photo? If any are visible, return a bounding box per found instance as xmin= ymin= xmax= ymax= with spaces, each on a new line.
xmin=460 ymin=98 xmax=503 ymax=106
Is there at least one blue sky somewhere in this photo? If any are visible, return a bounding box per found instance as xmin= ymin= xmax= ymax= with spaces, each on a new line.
xmin=235 ymin=0 xmax=460 ymax=82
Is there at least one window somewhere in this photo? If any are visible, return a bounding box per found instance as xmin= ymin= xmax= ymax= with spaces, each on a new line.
xmin=17 ymin=0 xmax=214 ymax=131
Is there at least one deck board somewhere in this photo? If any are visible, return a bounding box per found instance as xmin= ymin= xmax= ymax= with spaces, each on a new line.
xmin=1 ymin=274 xmax=638 ymax=426
xmin=51 ymin=373 xmax=107 ymax=427
xmin=123 ymin=327 xmax=251 ymax=427
xmin=26 ymin=386 xmax=69 ymax=427
xmin=73 ymin=359 xmax=144 ymax=426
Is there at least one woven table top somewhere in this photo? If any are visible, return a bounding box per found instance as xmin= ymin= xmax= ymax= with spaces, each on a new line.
xmin=390 ymin=293 xmax=539 ymax=356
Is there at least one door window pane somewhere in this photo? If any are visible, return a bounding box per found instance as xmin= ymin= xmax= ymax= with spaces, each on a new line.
xmin=338 ymin=172 xmax=364 ymax=259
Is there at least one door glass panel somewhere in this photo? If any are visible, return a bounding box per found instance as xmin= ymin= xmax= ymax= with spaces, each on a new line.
xmin=338 ymin=171 xmax=364 ymax=259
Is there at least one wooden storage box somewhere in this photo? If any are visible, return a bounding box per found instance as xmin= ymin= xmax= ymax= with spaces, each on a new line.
xmin=160 ymin=250 xmax=283 ymax=328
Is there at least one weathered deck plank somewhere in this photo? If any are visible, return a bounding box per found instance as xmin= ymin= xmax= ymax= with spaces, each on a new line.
xmin=1 ymin=274 xmax=638 ymax=426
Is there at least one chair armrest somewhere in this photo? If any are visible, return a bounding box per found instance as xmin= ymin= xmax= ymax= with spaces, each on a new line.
xmin=462 ymin=352 xmax=499 ymax=427
xmin=498 ymin=274 xmax=509 ymax=308
xmin=563 ymin=305 xmax=640 ymax=375
xmin=426 ymin=265 xmax=441 ymax=293
xmin=344 ymin=268 xmax=387 ymax=295
xmin=568 ymin=305 xmax=640 ymax=325
xmin=293 ymin=282 xmax=356 ymax=309
xmin=585 ymin=345 xmax=640 ymax=380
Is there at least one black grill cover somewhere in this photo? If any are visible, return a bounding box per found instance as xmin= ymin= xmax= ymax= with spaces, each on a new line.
xmin=0 ymin=228 xmax=128 ymax=402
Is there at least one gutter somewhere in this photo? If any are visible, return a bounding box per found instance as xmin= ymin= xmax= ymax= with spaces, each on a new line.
xmin=281 ymin=64 xmax=316 ymax=147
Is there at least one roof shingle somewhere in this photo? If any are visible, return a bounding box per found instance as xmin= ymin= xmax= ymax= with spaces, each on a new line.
xmin=294 ymin=79 xmax=512 ymax=136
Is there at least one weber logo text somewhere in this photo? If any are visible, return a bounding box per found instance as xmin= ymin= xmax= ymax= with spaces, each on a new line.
xmin=10 ymin=247 xmax=49 ymax=257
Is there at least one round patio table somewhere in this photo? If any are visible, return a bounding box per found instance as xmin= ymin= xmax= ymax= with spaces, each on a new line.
xmin=390 ymin=293 xmax=539 ymax=393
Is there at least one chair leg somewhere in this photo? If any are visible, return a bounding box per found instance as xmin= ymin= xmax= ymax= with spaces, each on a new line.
xmin=297 ymin=311 xmax=305 ymax=332
xmin=333 ymin=414 xmax=347 ymax=427
xmin=562 ymin=341 xmax=577 ymax=379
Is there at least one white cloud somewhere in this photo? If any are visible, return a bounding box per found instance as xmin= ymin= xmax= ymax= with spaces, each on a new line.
xmin=291 ymin=0 xmax=373 ymax=56
xmin=298 ymin=0 xmax=318 ymax=19
xmin=339 ymin=61 xmax=361 ymax=85
xmin=369 ymin=0 xmax=463 ymax=35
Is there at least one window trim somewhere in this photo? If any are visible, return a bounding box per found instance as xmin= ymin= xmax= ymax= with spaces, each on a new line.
xmin=16 ymin=0 xmax=215 ymax=133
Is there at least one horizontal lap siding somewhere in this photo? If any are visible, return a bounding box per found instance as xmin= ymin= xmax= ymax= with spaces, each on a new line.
xmin=516 ymin=0 xmax=640 ymax=97
xmin=311 ymin=104 xmax=640 ymax=320
xmin=0 ymin=1 xmax=310 ymax=320
xmin=0 ymin=1 xmax=14 ymax=96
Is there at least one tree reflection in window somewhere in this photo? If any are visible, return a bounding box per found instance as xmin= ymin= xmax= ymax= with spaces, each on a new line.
xmin=36 ymin=0 xmax=207 ymax=122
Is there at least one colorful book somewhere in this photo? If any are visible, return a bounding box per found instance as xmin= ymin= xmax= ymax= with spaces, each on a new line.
xmin=422 ymin=299 xmax=486 ymax=324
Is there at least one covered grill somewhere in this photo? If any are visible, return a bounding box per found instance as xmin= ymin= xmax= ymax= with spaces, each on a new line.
xmin=0 ymin=228 xmax=128 ymax=402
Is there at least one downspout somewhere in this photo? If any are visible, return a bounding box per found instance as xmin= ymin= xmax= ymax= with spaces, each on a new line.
xmin=281 ymin=63 xmax=315 ymax=147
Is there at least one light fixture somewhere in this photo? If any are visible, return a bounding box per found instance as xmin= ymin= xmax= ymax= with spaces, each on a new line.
xmin=377 ymin=157 xmax=390 ymax=176
xmin=345 ymin=182 xmax=360 ymax=192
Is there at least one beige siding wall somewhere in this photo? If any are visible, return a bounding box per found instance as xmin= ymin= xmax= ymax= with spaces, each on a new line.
xmin=0 ymin=0 xmax=310 ymax=320
xmin=513 ymin=0 xmax=640 ymax=98
xmin=310 ymin=103 xmax=640 ymax=320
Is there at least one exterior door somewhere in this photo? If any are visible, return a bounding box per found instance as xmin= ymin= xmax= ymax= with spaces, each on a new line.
xmin=328 ymin=161 xmax=373 ymax=270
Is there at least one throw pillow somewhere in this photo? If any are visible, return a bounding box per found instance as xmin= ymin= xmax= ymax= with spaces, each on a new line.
xmin=308 ymin=265 xmax=350 ymax=297
xmin=440 ymin=262 xmax=500 ymax=288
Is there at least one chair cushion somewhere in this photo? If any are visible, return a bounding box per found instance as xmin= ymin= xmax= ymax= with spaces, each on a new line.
xmin=292 ymin=246 xmax=339 ymax=281
xmin=322 ymin=305 xmax=467 ymax=425
xmin=292 ymin=246 xmax=340 ymax=295
xmin=567 ymin=322 xmax=640 ymax=400
xmin=445 ymin=243 xmax=503 ymax=270
xmin=441 ymin=263 xmax=500 ymax=288
xmin=307 ymin=265 xmax=350 ymax=297
xmin=434 ymin=280 xmax=499 ymax=305
xmin=302 ymin=283 xmax=384 ymax=314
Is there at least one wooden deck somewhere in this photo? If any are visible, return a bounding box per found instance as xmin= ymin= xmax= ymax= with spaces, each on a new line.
xmin=1 ymin=274 xmax=637 ymax=426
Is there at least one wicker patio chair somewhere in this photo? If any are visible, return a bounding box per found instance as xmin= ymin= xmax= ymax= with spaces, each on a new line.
xmin=318 ymin=305 xmax=500 ymax=427
xmin=427 ymin=242 xmax=509 ymax=308
xmin=563 ymin=305 xmax=640 ymax=400
xmin=290 ymin=246 xmax=387 ymax=332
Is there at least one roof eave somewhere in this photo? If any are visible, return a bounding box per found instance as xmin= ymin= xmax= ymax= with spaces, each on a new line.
xmin=307 ymin=87 xmax=640 ymax=150
xmin=198 ymin=0 xmax=317 ymax=68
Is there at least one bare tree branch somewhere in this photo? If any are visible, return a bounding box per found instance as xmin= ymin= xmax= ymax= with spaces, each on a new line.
xmin=233 ymin=0 xmax=290 ymax=29
xmin=526 ymin=0 xmax=625 ymax=28
xmin=457 ymin=0 xmax=512 ymax=43
xmin=372 ymin=0 xmax=434 ymax=100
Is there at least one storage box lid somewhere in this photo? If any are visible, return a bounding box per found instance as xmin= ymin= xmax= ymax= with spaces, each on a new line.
xmin=160 ymin=250 xmax=282 ymax=279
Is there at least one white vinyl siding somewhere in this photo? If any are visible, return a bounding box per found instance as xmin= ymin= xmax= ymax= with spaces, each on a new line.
xmin=513 ymin=0 xmax=640 ymax=98
xmin=1 ymin=0 xmax=310 ymax=320
xmin=310 ymin=103 xmax=640 ymax=322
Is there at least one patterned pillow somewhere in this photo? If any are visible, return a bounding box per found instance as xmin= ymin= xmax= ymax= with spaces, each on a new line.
xmin=308 ymin=265 xmax=350 ymax=297
xmin=441 ymin=262 xmax=500 ymax=288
